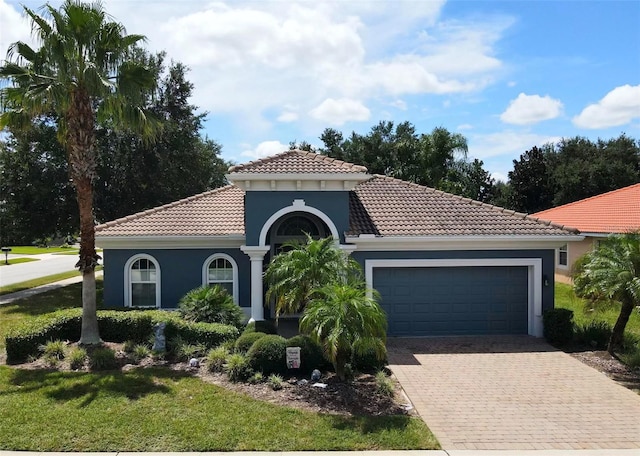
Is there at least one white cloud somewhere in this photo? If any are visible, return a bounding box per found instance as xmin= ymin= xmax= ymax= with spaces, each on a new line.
xmin=277 ymin=111 xmax=299 ymax=123
xmin=389 ymin=99 xmax=407 ymax=110
xmin=507 ymin=81 xmax=517 ymax=87
xmin=0 ymin=0 xmax=31 ymax=52
xmin=500 ymin=93 xmax=563 ymax=125
xmin=469 ymin=131 xmax=561 ymax=160
xmin=309 ymin=98 xmax=370 ymax=126
xmin=241 ymin=140 xmax=290 ymax=159
xmin=573 ymin=84 xmax=640 ymax=129
xmin=457 ymin=124 xmax=473 ymax=131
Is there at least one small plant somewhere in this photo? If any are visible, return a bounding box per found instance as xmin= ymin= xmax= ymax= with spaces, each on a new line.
xmin=170 ymin=336 xmax=207 ymax=361
xmin=123 ymin=339 xmax=137 ymax=353
xmin=235 ymin=332 xmax=267 ymax=354
xmin=39 ymin=340 xmax=66 ymax=360
xmin=574 ymin=321 xmax=612 ymax=349
xmin=178 ymin=285 xmax=245 ymax=328
xmin=225 ymin=353 xmax=253 ymax=382
xmin=248 ymin=372 xmax=264 ymax=384
xmin=68 ymin=347 xmax=87 ymax=370
xmin=205 ymin=346 xmax=229 ymax=372
xmin=267 ymin=373 xmax=284 ymax=390
xmin=131 ymin=344 xmax=151 ymax=363
xmin=375 ymin=370 xmax=395 ymax=397
xmin=89 ymin=347 xmax=117 ymax=371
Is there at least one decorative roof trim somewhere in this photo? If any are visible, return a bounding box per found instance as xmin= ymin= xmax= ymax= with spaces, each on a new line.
xmin=227 ymin=150 xmax=368 ymax=173
xmin=96 ymin=235 xmax=246 ymax=250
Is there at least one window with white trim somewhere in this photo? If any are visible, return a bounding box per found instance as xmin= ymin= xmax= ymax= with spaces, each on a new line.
xmin=126 ymin=255 xmax=160 ymax=307
xmin=203 ymin=254 xmax=238 ymax=303
xmin=558 ymin=244 xmax=568 ymax=267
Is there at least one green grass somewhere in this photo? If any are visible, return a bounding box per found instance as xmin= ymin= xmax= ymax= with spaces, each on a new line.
xmin=0 ymin=258 xmax=40 ymax=266
xmin=555 ymin=282 xmax=640 ymax=340
xmin=4 ymin=246 xmax=79 ymax=255
xmin=0 ymin=266 xmax=102 ymax=296
xmin=0 ymin=366 xmax=437 ymax=451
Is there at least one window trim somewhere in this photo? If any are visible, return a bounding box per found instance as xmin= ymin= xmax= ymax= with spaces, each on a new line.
xmin=124 ymin=254 xmax=161 ymax=308
xmin=557 ymin=244 xmax=568 ymax=269
xmin=202 ymin=253 xmax=239 ymax=304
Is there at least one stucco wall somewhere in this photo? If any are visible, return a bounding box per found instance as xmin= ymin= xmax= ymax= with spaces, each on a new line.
xmin=103 ymin=248 xmax=250 ymax=309
xmin=555 ymin=237 xmax=597 ymax=278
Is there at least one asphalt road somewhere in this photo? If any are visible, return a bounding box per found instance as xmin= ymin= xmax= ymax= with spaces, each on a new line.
xmin=0 ymin=253 xmax=81 ymax=287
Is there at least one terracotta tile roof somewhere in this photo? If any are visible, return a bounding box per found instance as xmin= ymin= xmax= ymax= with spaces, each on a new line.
xmin=95 ymin=185 xmax=245 ymax=236
xmin=228 ymin=150 xmax=368 ymax=174
xmin=349 ymin=175 xmax=577 ymax=236
xmin=532 ymin=183 xmax=640 ymax=234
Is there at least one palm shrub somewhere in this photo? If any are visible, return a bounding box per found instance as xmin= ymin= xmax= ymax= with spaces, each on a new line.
xmin=574 ymin=233 xmax=640 ymax=354
xmin=300 ymin=283 xmax=387 ymax=381
xmin=179 ymin=285 xmax=245 ymax=328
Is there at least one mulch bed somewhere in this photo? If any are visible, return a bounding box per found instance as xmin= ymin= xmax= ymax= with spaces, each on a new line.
xmin=570 ymin=349 xmax=640 ymax=394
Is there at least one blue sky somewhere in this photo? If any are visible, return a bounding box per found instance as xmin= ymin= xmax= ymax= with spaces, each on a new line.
xmin=1 ymin=0 xmax=639 ymax=181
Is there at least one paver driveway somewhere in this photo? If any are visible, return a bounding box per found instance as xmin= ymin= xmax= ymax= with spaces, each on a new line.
xmin=387 ymin=336 xmax=640 ymax=451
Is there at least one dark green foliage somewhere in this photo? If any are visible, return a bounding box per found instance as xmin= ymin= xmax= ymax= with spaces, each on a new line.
xmin=88 ymin=347 xmax=117 ymax=371
xmin=178 ymin=285 xmax=245 ymax=328
xmin=286 ymin=335 xmax=327 ymax=372
xmin=543 ymin=308 xmax=574 ymax=346
xmin=235 ymin=332 xmax=267 ymax=354
xmin=574 ymin=321 xmax=612 ymax=349
xmin=246 ymin=334 xmax=288 ymax=375
xmin=243 ymin=320 xmax=278 ymax=335
xmin=5 ymin=309 xmax=239 ymax=363
xmin=352 ymin=346 xmax=388 ymax=373
xmin=508 ymin=146 xmax=553 ymax=214
xmin=68 ymin=347 xmax=87 ymax=370
xmin=225 ymin=353 xmax=253 ymax=382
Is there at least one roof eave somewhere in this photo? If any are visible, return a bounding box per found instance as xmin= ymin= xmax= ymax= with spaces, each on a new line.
xmin=96 ymin=234 xmax=246 ymax=250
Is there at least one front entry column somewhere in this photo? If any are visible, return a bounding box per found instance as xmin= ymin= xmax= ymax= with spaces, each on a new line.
xmin=240 ymin=246 xmax=270 ymax=322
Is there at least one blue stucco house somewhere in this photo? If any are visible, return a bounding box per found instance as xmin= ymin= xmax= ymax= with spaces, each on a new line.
xmin=95 ymin=150 xmax=582 ymax=337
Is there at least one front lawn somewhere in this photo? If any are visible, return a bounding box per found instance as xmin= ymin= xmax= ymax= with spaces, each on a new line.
xmin=555 ymin=282 xmax=640 ymax=340
xmin=0 ymin=366 xmax=437 ymax=451
xmin=0 ymin=257 xmax=40 ymax=266
xmin=4 ymin=246 xmax=79 ymax=255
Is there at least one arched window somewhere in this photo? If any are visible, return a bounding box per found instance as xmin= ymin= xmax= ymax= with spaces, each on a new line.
xmin=124 ymin=254 xmax=160 ymax=308
xmin=276 ymin=215 xmax=321 ymax=237
xmin=202 ymin=253 xmax=238 ymax=303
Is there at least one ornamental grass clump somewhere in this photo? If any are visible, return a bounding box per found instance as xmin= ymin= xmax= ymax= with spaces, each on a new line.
xmin=205 ymin=346 xmax=229 ymax=372
xmin=68 ymin=347 xmax=87 ymax=370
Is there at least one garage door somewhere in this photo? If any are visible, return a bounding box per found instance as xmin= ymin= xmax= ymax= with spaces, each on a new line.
xmin=374 ymin=266 xmax=529 ymax=336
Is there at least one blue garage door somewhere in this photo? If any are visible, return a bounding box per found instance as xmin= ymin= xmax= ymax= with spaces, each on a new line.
xmin=374 ymin=266 xmax=529 ymax=336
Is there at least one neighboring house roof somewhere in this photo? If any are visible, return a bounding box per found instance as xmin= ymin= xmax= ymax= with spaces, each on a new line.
xmin=96 ymin=151 xmax=577 ymax=238
xmin=228 ymin=150 xmax=368 ymax=174
xmin=532 ymin=183 xmax=640 ymax=234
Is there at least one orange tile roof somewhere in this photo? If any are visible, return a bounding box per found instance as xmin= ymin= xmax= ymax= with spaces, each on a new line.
xmin=95 ymin=185 xmax=245 ymax=236
xmin=350 ymin=176 xmax=575 ymax=236
xmin=532 ymin=183 xmax=640 ymax=233
xmin=228 ymin=149 xmax=368 ymax=174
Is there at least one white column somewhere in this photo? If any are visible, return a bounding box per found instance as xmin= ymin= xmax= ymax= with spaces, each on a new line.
xmin=240 ymin=246 xmax=270 ymax=322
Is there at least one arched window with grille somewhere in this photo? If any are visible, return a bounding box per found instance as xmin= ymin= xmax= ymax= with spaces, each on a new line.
xmin=124 ymin=254 xmax=161 ymax=308
xmin=202 ymin=253 xmax=238 ymax=303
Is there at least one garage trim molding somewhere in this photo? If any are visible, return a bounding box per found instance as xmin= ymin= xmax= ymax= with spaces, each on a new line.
xmin=365 ymin=258 xmax=543 ymax=337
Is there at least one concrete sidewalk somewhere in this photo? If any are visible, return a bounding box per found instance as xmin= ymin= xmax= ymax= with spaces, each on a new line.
xmin=0 ymin=270 xmax=103 ymax=305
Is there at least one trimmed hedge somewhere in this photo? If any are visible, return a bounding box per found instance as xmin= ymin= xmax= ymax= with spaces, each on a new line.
xmin=247 ymin=334 xmax=287 ymax=375
xmin=286 ymin=334 xmax=327 ymax=373
xmin=243 ymin=320 xmax=278 ymax=335
xmin=5 ymin=309 xmax=239 ymax=364
xmin=543 ymin=308 xmax=574 ymax=347
xmin=235 ymin=332 xmax=267 ymax=354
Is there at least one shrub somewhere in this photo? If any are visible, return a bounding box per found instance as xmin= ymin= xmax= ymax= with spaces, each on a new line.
xmin=286 ymin=335 xmax=327 ymax=372
xmin=574 ymin=321 xmax=612 ymax=349
xmin=39 ymin=340 xmax=66 ymax=360
xmin=543 ymin=308 xmax=574 ymax=346
xmin=205 ymin=346 xmax=229 ymax=372
xmin=178 ymin=285 xmax=245 ymax=328
xmin=225 ymin=353 xmax=253 ymax=382
xmin=123 ymin=339 xmax=137 ymax=353
xmin=248 ymin=372 xmax=264 ymax=384
xmin=352 ymin=346 xmax=387 ymax=373
xmin=267 ymin=374 xmax=284 ymax=390
xmin=623 ymin=347 xmax=640 ymax=370
xmin=375 ymin=370 xmax=395 ymax=397
xmin=235 ymin=332 xmax=267 ymax=354
xmin=68 ymin=347 xmax=87 ymax=370
xmin=131 ymin=344 xmax=151 ymax=363
xmin=243 ymin=320 xmax=278 ymax=335
xmin=246 ymin=334 xmax=287 ymax=375
xmin=170 ymin=336 xmax=207 ymax=361
xmin=89 ymin=347 xmax=117 ymax=371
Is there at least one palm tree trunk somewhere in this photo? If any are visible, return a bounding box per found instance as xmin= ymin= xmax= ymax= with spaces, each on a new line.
xmin=607 ymin=300 xmax=634 ymax=355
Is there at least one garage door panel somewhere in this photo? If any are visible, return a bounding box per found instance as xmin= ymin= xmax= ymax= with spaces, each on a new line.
xmin=374 ymin=266 xmax=528 ymax=336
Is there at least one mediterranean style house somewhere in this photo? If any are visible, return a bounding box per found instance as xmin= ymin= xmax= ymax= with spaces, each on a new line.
xmin=533 ymin=183 xmax=640 ymax=279
xmin=96 ymin=150 xmax=582 ymax=337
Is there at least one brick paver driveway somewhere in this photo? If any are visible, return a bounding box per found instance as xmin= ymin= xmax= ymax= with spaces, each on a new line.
xmin=387 ymin=336 xmax=640 ymax=451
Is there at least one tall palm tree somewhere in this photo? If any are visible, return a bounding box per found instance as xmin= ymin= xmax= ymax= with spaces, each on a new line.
xmin=300 ymin=283 xmax=387 ymax=381
xmin=0 ymin=1 xmax=158 ymax=344
xmin=573 ymin=233 xmax=640 ymax=354
xmin=265 ymin=235 xmax=361 ymax=318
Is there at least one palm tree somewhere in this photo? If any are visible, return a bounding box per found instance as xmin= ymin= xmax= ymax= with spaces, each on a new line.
xmin=300 ymin=283 xmax=387 ymax=381
xmin=0 ymin=1 xmax=158 ymax=344
xmin=265 ymin=235 xmax=361 ymax=318
xmin=573 ymin=233 xmax=640 ymax=354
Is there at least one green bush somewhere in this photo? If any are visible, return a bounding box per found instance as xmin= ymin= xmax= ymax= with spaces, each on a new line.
xmin=205 ymin=346 xmax=229 ymax=372
xmin=574 ymin=321 xmax=612 ymax=349
xmin=68 ymin=347 xmax=87 ymax=370
xmin=39 ymin=340 xmax=66 ymax=360
xmin=286 ymin=334 xmax=327 ymax=372
xmin=169 ymin=336 xmax=207 ymax=361
xmin=623 ymin=347 xmax=640 ymax=370
xmin=248 ymin=372 xmax=264 ymax=384
xmin=246 ymin=334 xmax=287 ymax=375
xmin=179 ymin=285 xmax=245 ymax=328
xmin=123 ymin=339 xmax=137 ymax=353
xmin=375 ymin=370 xmax=395 ymax=397
xmin=89 ymin=347 xmax=117 ymax=371
xmin=543 ymin=308 xmax=574 ymax=346
xmin=243 ymin=320 xmax=277 ymax=335
xmin=5 ymin=309 xmax=239 ymax=364
xmin=267 ymin=374 xmax=284 ymax=390
xmin=225 ymin=353 xmax=253 ymax=382
xmin=352 ymin=346 xmax=387 ymax=373
xmin=131 ymin=344 xmax=151 ymax=363
xmin=235 ymin=332 xmax=267 ymax=354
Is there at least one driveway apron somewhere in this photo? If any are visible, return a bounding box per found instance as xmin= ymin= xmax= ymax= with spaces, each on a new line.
xmin=387 ymin=336 xmax=640 ymax=451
